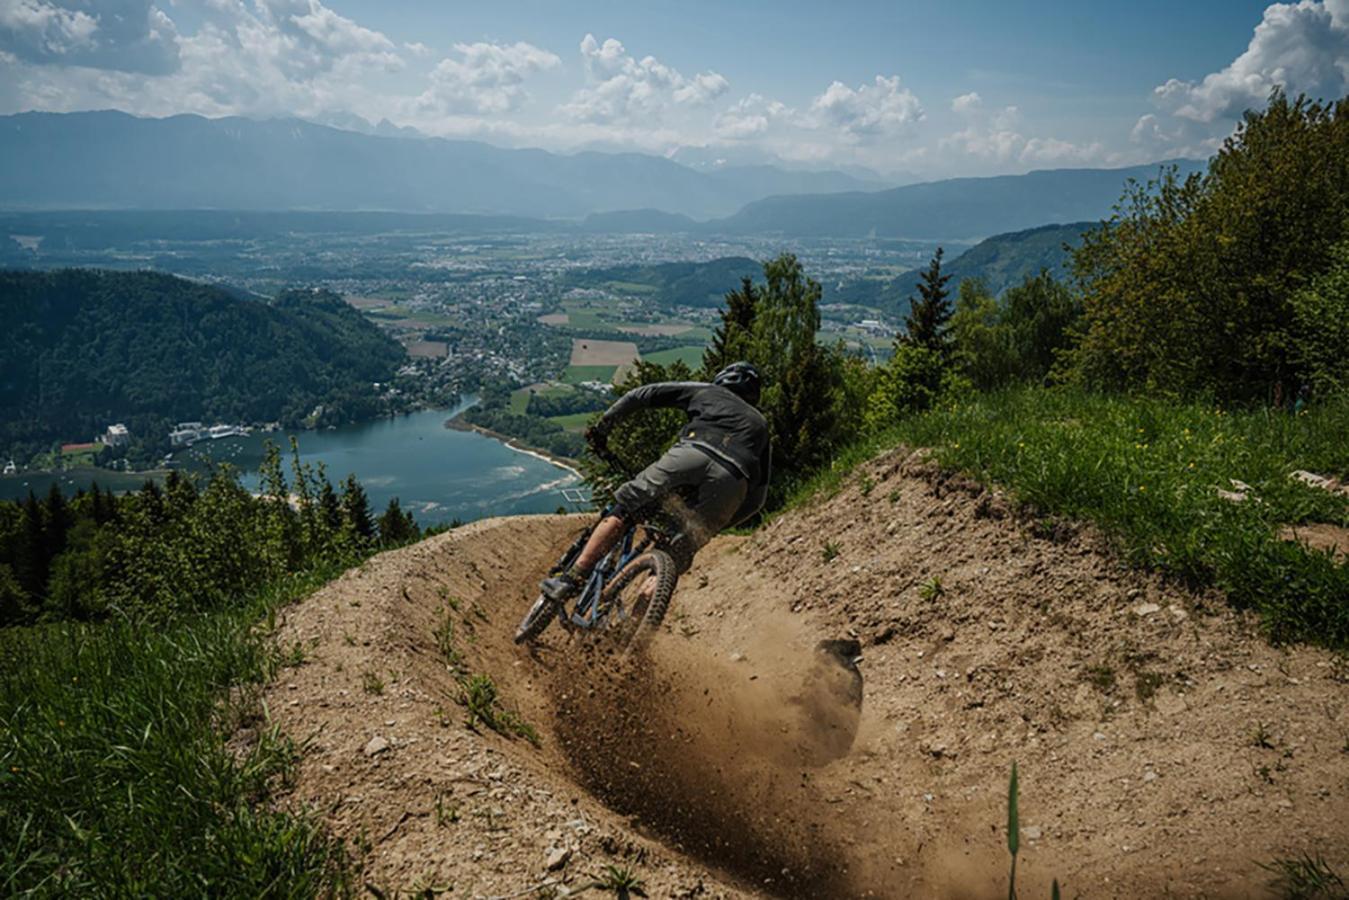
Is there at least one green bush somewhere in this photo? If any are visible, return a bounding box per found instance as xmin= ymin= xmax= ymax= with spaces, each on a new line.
xmin=1069 ymin=92 xmax=1349 ymax=402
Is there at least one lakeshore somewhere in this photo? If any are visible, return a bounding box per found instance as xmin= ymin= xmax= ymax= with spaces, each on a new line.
xmin=2 ymin=406 xmax=587 ymax=524
xmin=443 ymin=416 xmax=583 ymax=477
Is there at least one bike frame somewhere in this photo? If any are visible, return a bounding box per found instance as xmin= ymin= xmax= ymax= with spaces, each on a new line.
xmin=558 ymin=516 xmax=647 ymax=631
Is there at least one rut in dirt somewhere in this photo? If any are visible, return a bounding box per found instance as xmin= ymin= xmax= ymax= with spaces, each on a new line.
xmin=539 ymin=636 xmax=881 ymax=898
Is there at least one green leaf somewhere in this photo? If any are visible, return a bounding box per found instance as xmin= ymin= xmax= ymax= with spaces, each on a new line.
xmin=1007 ymin=761 xmax=1019 ymax=858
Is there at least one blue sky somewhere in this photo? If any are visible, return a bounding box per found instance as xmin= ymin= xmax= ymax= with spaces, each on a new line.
xmin=2 ymin=0 xmax=1346 ymax=178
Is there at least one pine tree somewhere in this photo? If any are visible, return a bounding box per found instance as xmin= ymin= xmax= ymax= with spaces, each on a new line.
xmin=377 ymin=498 xmax=418 ymax=546
xmin=43 ymin=482 xmax=72 ymax=568
xmin=748 ymin=253 xmax=844 ymax=480
xmin=318 ymin=478 xmax=344 ymax=536
xmin=15 ymin=491 xmax=47 ymax=600
xmin=341 ymin=475 xmax=375 ymax=541
xmin=702 ymin=276 xmax=759 ymax=376
xmin=903 ymin=247 xmax=954 ymax=354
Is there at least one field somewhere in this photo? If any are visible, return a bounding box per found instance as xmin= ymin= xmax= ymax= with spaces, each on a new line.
xmin=405 ymin=339 xmax=448 ymax=358
xmin=536 ymin=312 xmax=569 ymax=325
xmin=547 ymin=412 xmax=595 ymax=433
xmin=561 ymin=365 xmax=619 ymax=385
xmin=644 ymin=345 xmax=706 ymax=369
xmin=569 ymin=338 xmax=638 ymax=367
xmin=509 ymin=383 xmax=573 ymax=413
xmin=616 ymin=323 xmax=694 ymax=337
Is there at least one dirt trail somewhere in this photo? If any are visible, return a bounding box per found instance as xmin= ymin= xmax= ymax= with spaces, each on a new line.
xmin=260 ymin=451 xmax=1349 ymax=898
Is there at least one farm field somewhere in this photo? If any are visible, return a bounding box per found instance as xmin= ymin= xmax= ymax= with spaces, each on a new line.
xmin=561 ymin=365 xmax=619 ymax=385
xmin=547 ymin=412 xmax=595 ymax=432
xmin=643 ymin=345 xmax=706 ymax=369
xmin=569 ymin=338 xmax=638 ymax=367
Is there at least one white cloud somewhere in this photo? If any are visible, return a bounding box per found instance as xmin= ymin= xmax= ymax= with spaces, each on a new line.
xmin=809 ymin=75 xmax=923 ymax=139
xmin=404 ymin=40 xmax=430 ymax=57
xmin=1153 ymin=0 xmax=1349 ymax=123
xmin=0 ymin=0 xmax=408 ymax=121
xmin=714 ymin=92 xmax=791 ymax=140
xmin=412 ymin=41 xmax=559 ymax=115
xmin=943 ymin=99 xmax=1108 ymax=166
xmin=562 ymin=33 xmax=728 ymax=123
xmin=951 ymin=91 xmax=982 ymax=114
xmin=0 ymin=0 xmax=178 ymax=74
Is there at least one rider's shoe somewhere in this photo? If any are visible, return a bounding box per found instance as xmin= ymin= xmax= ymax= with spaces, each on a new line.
xmin=540 ymin=569 xmax=586 ymax=603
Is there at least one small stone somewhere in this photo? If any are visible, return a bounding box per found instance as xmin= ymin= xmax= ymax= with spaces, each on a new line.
xmin=1093 ymin=731 xmax=1107 ymax=741
xmin=1022 ymin=826 xmax=1043 ymax=840
xmin=1143 ymin=770 xmax=1158 ymax=782
xmin=363 ymin=736 xmax=389 ymax=756
xmin=1132 ymin=602 xmax=1162 ymax=616
xmin=729 ymin=652 xmax=746 ymax=663
xmin=546 ymin=846 xmax=572 ymax=871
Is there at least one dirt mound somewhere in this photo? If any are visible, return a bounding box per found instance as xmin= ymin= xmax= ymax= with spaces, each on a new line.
xmin=260 ymin=451 xmax=1349 ymax=898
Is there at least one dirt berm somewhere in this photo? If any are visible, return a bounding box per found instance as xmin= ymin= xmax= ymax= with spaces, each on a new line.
xmin=259 ymin=448 xmax=1349 ymax=898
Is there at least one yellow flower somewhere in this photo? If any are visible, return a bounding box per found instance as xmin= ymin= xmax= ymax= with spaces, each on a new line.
xmin=1139 ymin=485 xmax=1147 ymax=492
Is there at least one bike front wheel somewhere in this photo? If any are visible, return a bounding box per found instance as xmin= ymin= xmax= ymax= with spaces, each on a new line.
xmin=600 ymin=549 xmax=677 ymax=652
xmin=513 ymin=594 xmax=556 ymax=644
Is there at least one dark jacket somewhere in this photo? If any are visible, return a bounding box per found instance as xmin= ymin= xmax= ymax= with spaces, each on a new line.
xmin=599 ymin=381 xmax=772 ymax=523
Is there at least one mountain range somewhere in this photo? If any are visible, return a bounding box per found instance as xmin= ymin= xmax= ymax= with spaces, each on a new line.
xmin=0 ymin=111 xmax=1205 ymax=243
xmin=0 ymin=111 xmax=877 ymax=220
xmin=714 ymin=162 xmax=1205 ymax=240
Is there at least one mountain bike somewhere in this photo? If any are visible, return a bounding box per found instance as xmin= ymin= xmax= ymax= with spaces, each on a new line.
xmin=513 ymin=447 xmax=690 ymax=651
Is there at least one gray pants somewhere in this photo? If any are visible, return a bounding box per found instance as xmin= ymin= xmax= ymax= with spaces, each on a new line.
xmin=613 ymin=443 xmax=747 ymax=563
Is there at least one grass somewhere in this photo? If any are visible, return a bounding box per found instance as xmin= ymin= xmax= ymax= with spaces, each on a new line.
xmin=0 ymin=564 xmax=352 ymax=896
xmin=460 ymin=674 xmax=539 ymax=746
xmin=548 ymin=412 xmax=596 ymax=433
xmin=562 ymin=365 xmax=619 ymax=385
xmin=1261 ymin=853 xmax=1346 ymax=898
xmin=508 ymin=388 xmax=533 ymax=414
xmin=788 ymin=386 xmax=1349 ymax=649
xmin=642 ymin=345 xmax=706 ymax=369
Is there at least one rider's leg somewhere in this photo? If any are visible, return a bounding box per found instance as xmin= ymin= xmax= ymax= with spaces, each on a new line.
xmin=574 ymin=514 xmax=626 ymax=571
xmin=541 ymin=447 xmax=706 ymax=603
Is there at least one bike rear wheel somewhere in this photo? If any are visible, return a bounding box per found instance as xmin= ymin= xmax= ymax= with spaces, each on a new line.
xmin=600 ymin=549 xmax=677 ymax=652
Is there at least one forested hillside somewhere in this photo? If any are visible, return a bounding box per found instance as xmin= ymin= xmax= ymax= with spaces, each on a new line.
xmin=0 ymin=270 xmax=405 ymax=460
xmin=838 ymin=221 xmax=1094 ymax=316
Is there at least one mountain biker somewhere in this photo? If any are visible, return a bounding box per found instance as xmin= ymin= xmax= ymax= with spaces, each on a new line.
xmin=539 ymin=361 xmax=771 ymax=604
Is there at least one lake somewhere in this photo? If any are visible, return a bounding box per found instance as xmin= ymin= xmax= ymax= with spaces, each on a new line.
xmin=0 ymin=401 xmax=588 ymax=526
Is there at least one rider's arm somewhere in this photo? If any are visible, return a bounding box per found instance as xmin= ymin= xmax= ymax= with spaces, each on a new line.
xmin=594 ymin=381 xmax=704 ymax=434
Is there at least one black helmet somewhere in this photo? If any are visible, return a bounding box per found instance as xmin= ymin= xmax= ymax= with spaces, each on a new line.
xmin=712 ymin=361 xmax=762 ymax=405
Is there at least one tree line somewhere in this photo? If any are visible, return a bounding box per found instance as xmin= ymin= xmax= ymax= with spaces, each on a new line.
xmin=0 ymin=444 xmax=421 ymax=625
xmin=593 ymin=91 xmax=1349 ymax=506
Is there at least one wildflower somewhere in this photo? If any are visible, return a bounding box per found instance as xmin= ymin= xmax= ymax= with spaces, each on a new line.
xmin=1139 ymin=485 xmax=1147 ymax=492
